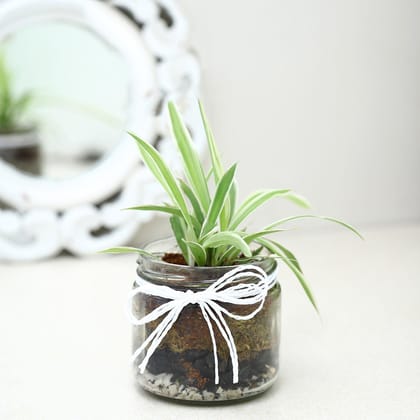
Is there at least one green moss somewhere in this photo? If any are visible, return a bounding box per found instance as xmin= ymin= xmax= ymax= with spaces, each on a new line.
xmin=145 ymin=283 xmax=281 ymax=362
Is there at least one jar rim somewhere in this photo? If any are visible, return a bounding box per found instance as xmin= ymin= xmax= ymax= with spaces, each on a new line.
xmin=136 ymin=237 xmax=278 ymax=288
xmin=140 ymin=237 xmax=276 ymax=267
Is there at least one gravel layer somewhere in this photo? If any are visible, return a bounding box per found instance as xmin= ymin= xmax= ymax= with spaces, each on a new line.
xmin=137 ymin=365 xmax=277 ymax=401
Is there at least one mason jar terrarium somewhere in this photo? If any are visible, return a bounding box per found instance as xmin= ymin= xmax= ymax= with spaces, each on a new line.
xmin=104 ymin=100 xmax=360 ymax=405
xmin=131 ymin=239 xmax=281 ymax=402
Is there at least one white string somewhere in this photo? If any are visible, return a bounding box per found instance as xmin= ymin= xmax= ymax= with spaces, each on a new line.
xmin=127 ymin=264 xmax=278 ymax=385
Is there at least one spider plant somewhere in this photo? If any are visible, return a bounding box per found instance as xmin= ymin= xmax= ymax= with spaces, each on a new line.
xmin=103 ymin=101 xmax=362 ymax=310
xmin=0 ymin=52 xmax=32 ymax=132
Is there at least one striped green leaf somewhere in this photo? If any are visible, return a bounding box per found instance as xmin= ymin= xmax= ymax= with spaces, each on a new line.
xmin=129 ymin=132 xmax=193 ymax=229
xmin=199 ymin=100 xmax=238 ymax=229
xmin=219 ymin=229 xmax=283 ymax=264
xmin=230 ymin=189 xmax=310 ymax=230
xmin=203 ymin=231 xmax=252 ymax=258
xmin=184 ymin=241 xmax=207 ymax=266
xmin=269 ymin=240 xmax=303 ymax=273
xmin=179 ymin=178 xmax=205 ymax=224
xmin=265 ymin=215 xmax=364 ymax=240
xmin=124 ymin=205 xmax=182 ymax=217
xmin=200 ymin=163 xmax=237 ymax=237
xmin=170 ymin=216 xmax=189 ymax=259
xmin=99 ymin=247 xmax=153 ymax=256
xmin=168 ymin=102 xmax=210 ymax=211
xmin=257 ymin=237 xmax=318 ymax=312
xmin=199 ymin=100 xmax=223 ymax=183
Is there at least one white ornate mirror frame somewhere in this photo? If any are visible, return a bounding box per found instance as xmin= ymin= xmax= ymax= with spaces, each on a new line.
xmin=0 ymin=0 xmax=202 ymax=261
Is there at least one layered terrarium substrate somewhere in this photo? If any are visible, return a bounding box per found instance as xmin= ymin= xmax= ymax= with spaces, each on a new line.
xmin=132 ymin=253 xmax=281 ymax=402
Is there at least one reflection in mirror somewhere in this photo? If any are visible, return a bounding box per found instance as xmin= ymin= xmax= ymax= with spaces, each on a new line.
xmin=1 ymin=22 xmax=129 ymax=179
xmin=0 ymin=52 xmax=41 ymax=176
xmin=0 ymin=0 xmax=202 ymax=261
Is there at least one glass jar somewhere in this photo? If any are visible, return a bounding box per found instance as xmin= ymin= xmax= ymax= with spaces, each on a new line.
xmin=0 ymin=128 xmax=41 ymax=176
xmin=131 ymin=239 xmax=281 ymax=402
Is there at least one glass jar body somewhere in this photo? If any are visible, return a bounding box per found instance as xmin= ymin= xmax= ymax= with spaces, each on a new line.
xmin=132 ymin=240 xmax=281 ymax=402
xmin=0 ymin=129 xmax=41 ymax=176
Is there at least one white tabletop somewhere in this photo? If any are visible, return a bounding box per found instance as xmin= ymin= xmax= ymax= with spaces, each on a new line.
xmin=1 ymin=224 xmax=419 ymax=420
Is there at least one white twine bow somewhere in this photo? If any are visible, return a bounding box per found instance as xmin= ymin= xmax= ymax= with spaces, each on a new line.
xmin=127 ymin=264 xmax=277 ymax=384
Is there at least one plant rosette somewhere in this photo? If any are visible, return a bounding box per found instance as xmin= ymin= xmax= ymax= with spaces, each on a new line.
xmin=103 ymin=102 xmax=362 ymax=403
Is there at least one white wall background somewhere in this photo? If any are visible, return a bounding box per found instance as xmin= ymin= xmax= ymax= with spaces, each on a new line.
xmin=3 ymin=0 xmax=419 ymax=236
xmin=176 ymin=0 xmax=420 ymax=227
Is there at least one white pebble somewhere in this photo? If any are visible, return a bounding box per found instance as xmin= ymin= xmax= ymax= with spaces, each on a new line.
xmin=162 ymin=375 xmax=172 ymax=387
xmin=190 ymin=391 xmax=203 ymax=401
xmin=225 ymin=389 xmax=241 ymax=399
xmin=168 ymin=384 xmax=178 ymax=397
xmin=203 ymin=391 xmax=215 ymax=401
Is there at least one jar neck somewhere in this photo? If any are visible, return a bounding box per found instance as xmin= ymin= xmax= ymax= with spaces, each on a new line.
xmin=136 ymin=239 xmax=277 ymax=290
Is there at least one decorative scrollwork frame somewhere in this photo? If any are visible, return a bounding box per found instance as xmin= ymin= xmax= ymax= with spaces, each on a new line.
xmin=0 ymin=0 xmax=202 ymax=261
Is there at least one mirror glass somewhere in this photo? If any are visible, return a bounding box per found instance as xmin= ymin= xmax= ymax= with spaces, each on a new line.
xmin=2 ymin=22 xmax=129 ymax=179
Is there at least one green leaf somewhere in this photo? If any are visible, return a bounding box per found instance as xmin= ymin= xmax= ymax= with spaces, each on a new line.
xmin=220 ymin=229 xmax=283 ymax=264
xmin=199 ymin=101 xmax=238 ymax=228
xmin=203 ymin=231 xmax=252 ymax=258
xmin=0 ymin=53 xmax=11 ymax=98
xmin=257 ymin=238 xmax=318 ymax=312
xmin=99 ymin=247 xmax=153 ymax=256
xmin=283 ymin=191 xmax=311 ymax=208
xmin=219 ymin=180 xmax=237 ymax=231
xmin=242 ymin=228 xmax=285 ymax=243
xmin=268 ymin=240 xmax=303 ymax=273
xmin=265 ymin=215 xmax=364 ymax=240
xmin=252 ymin=246 xmax=264 ymax=256
xmin=170 ymin=216 xmax=189 ymax=259
xmin=198 ymin=100 xmax=223 ymax=182
xmin=0 ymin=53 xmax=32 ymax=129
xmin=129 ymin=132 xmax=193 ymax=229
xmin=200 ymin=163 xmax=237 ymax=237
xmin=228 ymin=181 xmax=237 ymax=219
xmin=178 ymin=178 xmax=205 ymax=224
xmin=124 ymin=205 xmax=182 ymax=218
xmin=184 ymin=241 xmax=207 ymax=266
xmin=168 ymin=101 xmax=210 ymax=211
xmin=230 ymin=189 xmax=291 ymax=229
xmin=230 ymin=189 xmax=311 ymax=230
xmin=279 ymin=253 xmax=318 ymax=311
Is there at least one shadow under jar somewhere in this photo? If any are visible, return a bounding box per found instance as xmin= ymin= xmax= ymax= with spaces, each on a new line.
xmin=0 ymin=127 xmax=41 ymax=176
xmin=132 ymin=240 xmax=281 ymax=403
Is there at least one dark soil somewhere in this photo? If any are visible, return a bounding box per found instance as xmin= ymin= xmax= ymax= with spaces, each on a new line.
xmin=0 ymin=144 xmax=41 ymax=176
xmin=147 ymin=347 xmax=276 ymax=392
xmin=162 ymin=253 xmax=188 ymax=265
